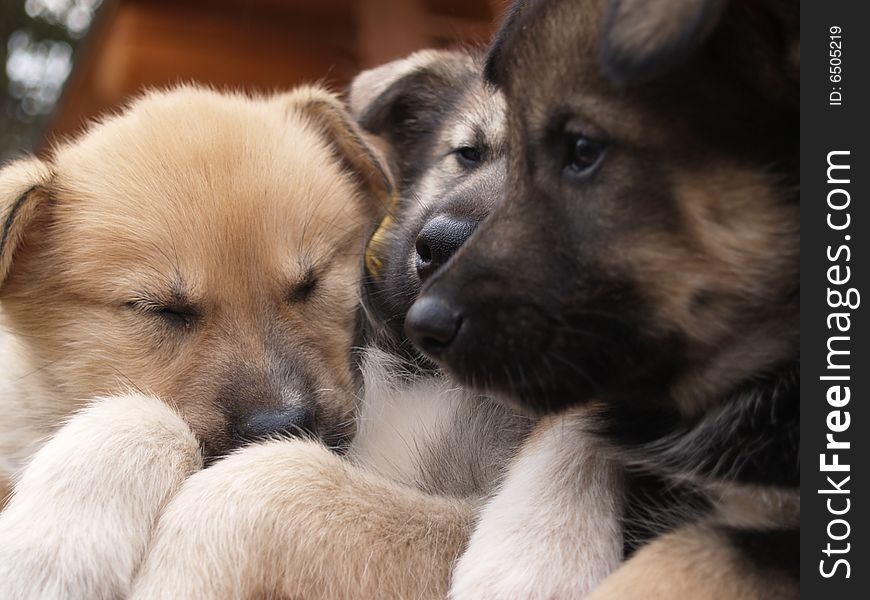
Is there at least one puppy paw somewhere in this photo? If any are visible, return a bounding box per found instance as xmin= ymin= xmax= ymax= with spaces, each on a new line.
xmin=0 ymin=393 xmax=201 ymax=600
xmin=450 ymin=411 xmax=624 ymax=600
xmin=450 ymin=506 xmax=616 ymax=600
xmin=132 ymin=438 xmax=473 ymax=600
xmin=131 ymin=439 xmax=346 ymax=599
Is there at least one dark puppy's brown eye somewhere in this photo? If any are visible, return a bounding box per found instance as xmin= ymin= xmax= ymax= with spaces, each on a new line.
xmin=564 ymin=134 xmax=605 ymax=177
xmin=455 ymin=146 xmax=483 ymax=168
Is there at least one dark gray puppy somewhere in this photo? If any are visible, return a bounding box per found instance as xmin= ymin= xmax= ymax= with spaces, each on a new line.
xmin=407 ymin=0 xmax=799 ymax=598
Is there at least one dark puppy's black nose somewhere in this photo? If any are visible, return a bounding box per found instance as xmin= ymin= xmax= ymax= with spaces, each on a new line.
xmin=237 ymin=406 xmax=314 ymax=441
xmin=415 ymin=216 xmax=478 ymax=281
xmin=405 ymin=295 xmax=461 ymax=356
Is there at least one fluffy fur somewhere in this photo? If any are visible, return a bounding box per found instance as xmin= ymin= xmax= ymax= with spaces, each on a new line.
xmin=451 ymin=408 xmax=624 ymax=599
xmin=1 ymin=50 xmax=628 ymax=599
xmin=0 ymin=394 xmax=201 ymax=599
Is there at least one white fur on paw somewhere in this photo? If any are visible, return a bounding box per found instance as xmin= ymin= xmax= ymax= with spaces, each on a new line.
xmin=0 ymin=393 xmax=201 ymax=600
xmin=450 ymin=412 xmax=624 ymax=600
xmin=450 ymin=518 xmax=608 ymax=600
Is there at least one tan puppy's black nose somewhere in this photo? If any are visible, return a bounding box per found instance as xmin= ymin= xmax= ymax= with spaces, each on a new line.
xmin=405 ymin=295 xmax=462 ymax=356
xmin=236 ymin=406 xmax=314 ymax=442
xmin=415 ymin=216 xmax=478 ymax=281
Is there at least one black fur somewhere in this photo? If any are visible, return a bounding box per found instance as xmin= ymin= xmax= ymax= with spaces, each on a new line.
xmin=357 ymin=65 xmax=474 ymax=188
xmin=622 ymin=471 xmax=711 ymax=556
xmin=599 ymin=0 xmax=727 ymax=86
xmin=725 ymin=527 xmax=800 ymax=580
xmin=483 ymin=0 xmax=534 ymax=85
xmin=594 ymin=360 xmax=800 ymax=488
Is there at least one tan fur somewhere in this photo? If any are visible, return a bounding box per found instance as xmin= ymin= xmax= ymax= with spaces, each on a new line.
xmin=130 ymin=51 xmax=526 ymax=599
xmin=0 ymin=84 xmax=389 ymax=598
xmin=129 ymin=344 xmax=498 ymax=599
xmin=587 ymin=523 xmax=798 ymax=600
xmin=131 ymin=438 xmax=475 ymax=599
xmin=713 ymin=484 xmax=800 ymax=530
xmin=607 ymin=164 xmax=799 ymax=416
xmin=0 ymin=157 xmax=52 ymax=285
xmin=0 ymin=476 xmax=10 ymax=511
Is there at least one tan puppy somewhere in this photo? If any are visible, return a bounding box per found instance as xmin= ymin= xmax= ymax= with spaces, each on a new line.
xmin=0 ymin=84 xmax=390 ymax=598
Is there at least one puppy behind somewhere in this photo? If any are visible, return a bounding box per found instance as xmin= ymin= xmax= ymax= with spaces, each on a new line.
xmin=0 ymin=84 xmax=390 ymax=597
xmin=349 ymin=49 xmax=527 ymax=498
xmin=407 ymin=0 xmax=799 ymax=597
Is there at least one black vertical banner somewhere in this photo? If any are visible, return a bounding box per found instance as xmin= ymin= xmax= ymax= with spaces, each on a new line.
xmin=802 ymin=1 xmax=869 ymax=597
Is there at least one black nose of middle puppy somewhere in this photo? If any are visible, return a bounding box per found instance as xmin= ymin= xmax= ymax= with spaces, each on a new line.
xmin=415 ymin=215 xmax=478 ymax=281
xmin=236 ymin=406 xmax=314 ymax=442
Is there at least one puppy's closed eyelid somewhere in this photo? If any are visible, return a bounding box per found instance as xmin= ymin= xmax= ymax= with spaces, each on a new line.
xmin=125 ymin=288 xmax=197 ymax=311
xmin=124 ymin=296 xmax=200 ymax=331
xmin=286 ymin=269 xmax=319 ymax=303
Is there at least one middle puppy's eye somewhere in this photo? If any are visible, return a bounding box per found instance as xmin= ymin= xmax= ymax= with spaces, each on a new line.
xmin=454 ymin=146 xmax=483 ymax=168
xmin=562 ymin=134 xmax=606 ymax=178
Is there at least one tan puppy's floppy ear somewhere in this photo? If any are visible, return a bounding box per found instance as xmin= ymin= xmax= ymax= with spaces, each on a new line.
xmin=599 ymin=0 xmax=728 ymax=85
xmin=0 ymin=157 xmax=52 ymax=291
xmin=278 ymin=86 xmax=394 ymax=218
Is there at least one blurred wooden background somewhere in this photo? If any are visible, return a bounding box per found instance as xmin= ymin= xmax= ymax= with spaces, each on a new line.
xmin=49 ymin=0 xmax=506 ymax=140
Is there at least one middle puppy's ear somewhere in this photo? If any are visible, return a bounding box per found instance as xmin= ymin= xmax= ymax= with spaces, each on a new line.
xmin=349 ymin=50 xmax=475 ymax=182
xmin=279 ymin=86 xmax=394 ymax=217
xmin=600 ymin=0 xmax=728 ymax=86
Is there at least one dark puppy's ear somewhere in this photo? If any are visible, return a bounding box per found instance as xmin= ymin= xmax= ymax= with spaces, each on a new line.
xmin=0 ymin=157 xmax=52 ymax=292
xmin=600 ymin=0 xmax=727 ymax=85
xmin=349 ymin=50 xmax=476 ymax=183
xmin=278 ymin=86 xmax=394 ymax=218
xmin=483 ymin=0 xmax=534 ymax=86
